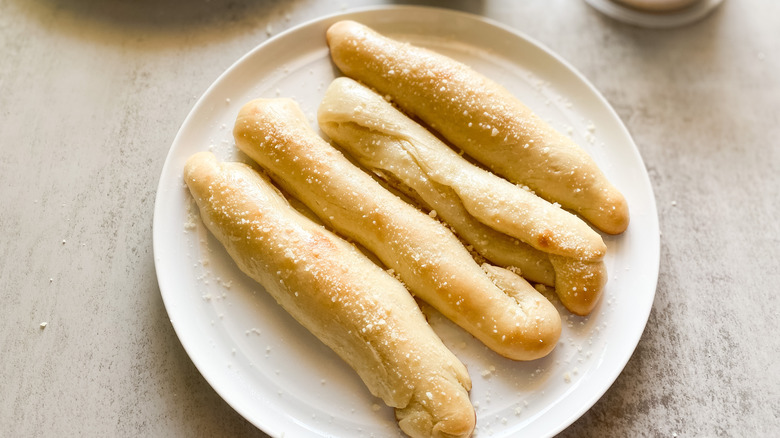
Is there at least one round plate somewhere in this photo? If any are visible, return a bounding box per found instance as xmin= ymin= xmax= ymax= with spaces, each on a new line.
xmin=153 ymin=6 xmax=659 ymax=438
xmin=585 ymin=0 xmax=724 ymax=28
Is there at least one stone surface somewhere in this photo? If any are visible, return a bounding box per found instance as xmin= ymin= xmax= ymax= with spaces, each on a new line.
xmin=1 ymin=0 xmax=777 ymax=436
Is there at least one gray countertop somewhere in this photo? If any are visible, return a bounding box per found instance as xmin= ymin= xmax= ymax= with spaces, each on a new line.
xmin=1 ymin=0 xmax=778 ymax=436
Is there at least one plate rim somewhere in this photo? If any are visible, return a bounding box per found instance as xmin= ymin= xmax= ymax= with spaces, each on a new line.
xmin=584 ymin=0 xmax=724 ymax=28
xmin=153 ymin=5 xmax=660 ymax=437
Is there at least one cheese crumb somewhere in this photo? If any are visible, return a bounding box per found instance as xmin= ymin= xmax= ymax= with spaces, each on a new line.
xmin=481 ymin=365 xmax=496 ymax=377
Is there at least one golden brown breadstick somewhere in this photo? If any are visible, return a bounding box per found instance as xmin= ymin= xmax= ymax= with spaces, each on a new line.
xmin=184 ymin=152 xmax=475 ymax=438
xmin=326 ymin=20 xmax=629 ymax=235
xmin=234 ymin=98 xmax=561 ymax=361
xmin=549 ymin=255 xmax=608 ymax=316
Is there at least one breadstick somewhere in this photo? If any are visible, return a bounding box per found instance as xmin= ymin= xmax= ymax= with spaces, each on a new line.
xmin=318 ymin=77 xmax=606 ymax=313
xmin=234 ymin=98 xmax=561 ymax=360
xmin=548 ymin=255 xmax=607 ymax=316
xmin=318 ymin=77 xmax=605 ymax=263
xmin=184 ymin=152 xmax=474 ymax=438
xmin=326 ymin=20 xmax=629 ymax=235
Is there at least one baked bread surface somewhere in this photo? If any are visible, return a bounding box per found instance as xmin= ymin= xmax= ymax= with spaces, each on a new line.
xmin=318 ymin=77 xmax=607 ymax=314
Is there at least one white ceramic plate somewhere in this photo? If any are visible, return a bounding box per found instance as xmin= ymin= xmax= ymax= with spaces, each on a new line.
xmin=153 ymin=6 xmax=659 ymax=438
